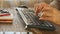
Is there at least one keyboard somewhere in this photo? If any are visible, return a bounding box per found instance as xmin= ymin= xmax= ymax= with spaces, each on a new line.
xmin=16 ymin=8 xmax=56 ymax=31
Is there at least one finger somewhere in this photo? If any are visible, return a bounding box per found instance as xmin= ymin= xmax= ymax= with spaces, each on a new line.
xmin=34 ymin=3 xmax=44 ymax=15
xmin=39 ymin=17 xmax=47 ymax=20
xmin=42 ymin=6 xmax=53 ymax=13
xmin=42 ymin=12 xmax=52 ymax=17
xmin=34 ymin=4 xmax=39 ymax=12
xmin=39 ymin=17 xmax=53 ymax=21
xmin=34 ymin=2 xmax=52 ymax=16
xmin=34 ymin=4 xmax=40 ymax=15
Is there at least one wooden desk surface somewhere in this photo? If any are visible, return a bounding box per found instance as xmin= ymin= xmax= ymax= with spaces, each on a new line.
xmin=0 ymin=8 xmax=27 ymax=32
xmin=0 ymin=8 xmax=59 ymax=34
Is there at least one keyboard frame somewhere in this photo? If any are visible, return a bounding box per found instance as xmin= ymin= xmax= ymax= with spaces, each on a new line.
xmin=16 ymin=8 xmax=56 ymax=31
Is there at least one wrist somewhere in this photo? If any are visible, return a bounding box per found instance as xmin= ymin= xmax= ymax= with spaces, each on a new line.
xmin=53 ymin=11 xmax=60 ymax=25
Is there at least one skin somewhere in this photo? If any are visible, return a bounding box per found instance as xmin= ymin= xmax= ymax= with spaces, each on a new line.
xmin=34 ymin=2 xmax=60 ymax=25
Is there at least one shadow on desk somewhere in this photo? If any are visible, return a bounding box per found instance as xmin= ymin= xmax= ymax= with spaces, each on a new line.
xmin=28 ymin=25 xmax=60 ymax=34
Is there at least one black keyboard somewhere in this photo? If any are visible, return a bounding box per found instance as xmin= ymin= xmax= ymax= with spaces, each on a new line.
xmin=16 ymin=8 xmax=56 ymax=31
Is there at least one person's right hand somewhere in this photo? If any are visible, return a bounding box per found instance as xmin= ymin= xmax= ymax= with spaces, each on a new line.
xmin=34 ymin=2 xmax=60 ymax=25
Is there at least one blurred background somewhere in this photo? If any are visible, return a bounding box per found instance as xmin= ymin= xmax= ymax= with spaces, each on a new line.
xmin=0 ymin=0 xmax=53 ymax=8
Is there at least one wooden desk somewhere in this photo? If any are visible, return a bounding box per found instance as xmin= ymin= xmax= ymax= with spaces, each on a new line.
xmin=0 ymin=8 xmax=59 ymax=34
xmin=0 ymin=8 xmax=27 ymax=32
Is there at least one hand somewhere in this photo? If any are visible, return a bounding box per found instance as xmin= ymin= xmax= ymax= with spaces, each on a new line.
xmin=34 ymin=2 xmax=60 ymax=25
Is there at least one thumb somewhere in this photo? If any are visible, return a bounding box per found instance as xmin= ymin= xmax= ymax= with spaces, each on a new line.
xmin=39 ymin=17 xmax=48 ymax=20
xmin=39 ymin=17 xmax=53 ymax=21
